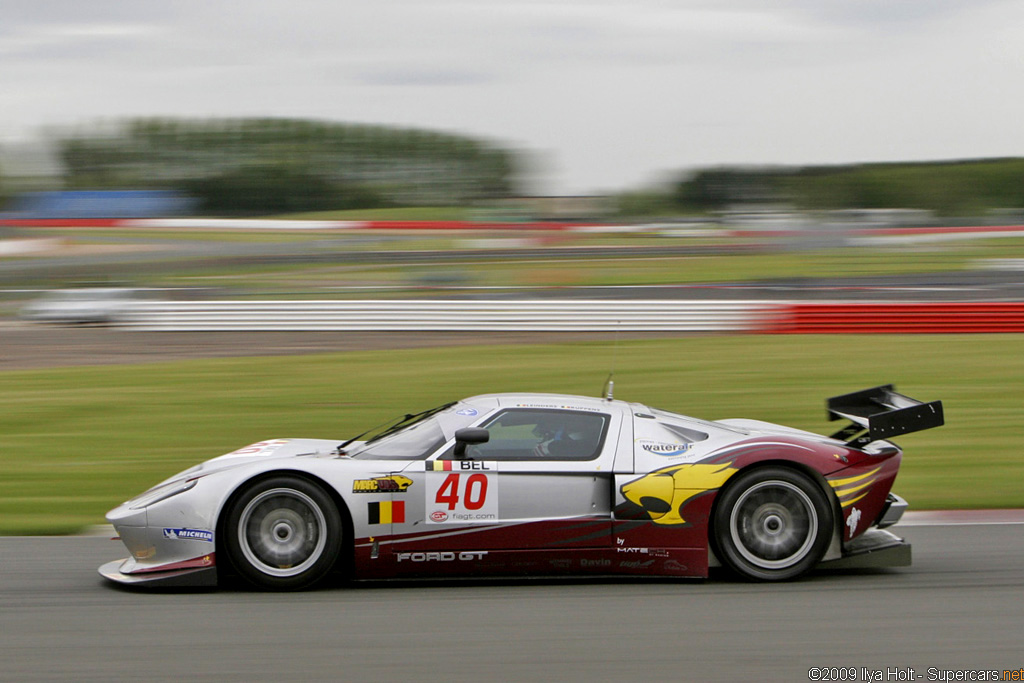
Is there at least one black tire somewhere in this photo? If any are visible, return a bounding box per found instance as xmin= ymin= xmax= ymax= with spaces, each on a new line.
xmin=223 ymin=475 xmax=342 ymax=590
xmin=712 ymin=466 xmax=833 ymax=581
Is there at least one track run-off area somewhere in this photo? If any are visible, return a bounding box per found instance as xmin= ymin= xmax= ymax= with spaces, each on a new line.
xmin=2 ymin=515 xmax=1023 ymax=682
xmin=4 ymin=221 xmax=1023 ymax=681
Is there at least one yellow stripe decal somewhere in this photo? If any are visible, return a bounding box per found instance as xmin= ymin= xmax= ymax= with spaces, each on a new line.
xmin=828 ymin=467 xmax=881 ymax=489
xmin=841 ymin=492 xmax=869 ymax=508
xmin=833 ymin=479 xmax=875 ymax=498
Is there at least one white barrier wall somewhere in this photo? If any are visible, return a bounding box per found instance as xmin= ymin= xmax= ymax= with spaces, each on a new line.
xmin=122 ymin=300 xmax=787 ymax=332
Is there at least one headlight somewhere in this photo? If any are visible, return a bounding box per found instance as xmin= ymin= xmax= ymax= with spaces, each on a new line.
xmin=127 ymin=478 xmax=198 ymax=510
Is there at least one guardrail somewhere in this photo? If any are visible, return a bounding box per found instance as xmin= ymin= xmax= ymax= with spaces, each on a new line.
xmin=116 ymin=299 xmax=1024 ymax=333
xmin=768 ymin=302 xmax=1024 ymax=333
xmin=122 ymin=300 xmax=787 ymax=332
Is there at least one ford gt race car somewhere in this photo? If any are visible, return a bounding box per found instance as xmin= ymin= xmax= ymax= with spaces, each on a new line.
xmin=100 ymin=385 xmax=942 ymax=590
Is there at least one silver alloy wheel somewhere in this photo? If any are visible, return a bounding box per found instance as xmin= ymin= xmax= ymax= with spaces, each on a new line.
xmin=237 ymin=488 xmax=328 ymax=578
xmin=729 ymin=479 xmax=818 ymax=570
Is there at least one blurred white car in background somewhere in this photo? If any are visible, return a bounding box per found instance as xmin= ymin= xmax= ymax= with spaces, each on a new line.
xmin=20 ymin=287 xmax=143 ymax=325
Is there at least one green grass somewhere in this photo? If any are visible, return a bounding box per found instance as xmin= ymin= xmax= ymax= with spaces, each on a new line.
xmin=16 ymin=221 xmax=1024 ymax=295
xmin=146 ymin=242 xmax=1024 ymax=294
xmin=1 ymin=334 xmax=1021 ymax=534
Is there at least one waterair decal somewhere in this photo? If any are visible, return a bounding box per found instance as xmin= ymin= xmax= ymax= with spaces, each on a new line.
xmin=352 ymin=475 xmax=413 ymax=493
xmin=163 ymin=528 xmax=213 ymax=542
xmin=455 ymin=408 xmax=479 ymax=416
xmin=224 ymin=440 xmax=289 ymax=458
xmin=637 ymin=440 xmax=691 ymax=457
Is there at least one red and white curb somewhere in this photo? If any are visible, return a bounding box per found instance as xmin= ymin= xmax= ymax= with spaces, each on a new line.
xmin=898 ymin=509 xmax=1024 ymax=526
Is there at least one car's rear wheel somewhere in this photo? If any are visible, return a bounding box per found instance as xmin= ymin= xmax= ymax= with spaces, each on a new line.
xmin=713 ymin=467 xmax=833 ymax=581
xmin=224 ymin=476 xmax=342 ymax=590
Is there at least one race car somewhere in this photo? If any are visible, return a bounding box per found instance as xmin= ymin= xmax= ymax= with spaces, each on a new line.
xmin=99 ymin=385 xmax=943 ymax=589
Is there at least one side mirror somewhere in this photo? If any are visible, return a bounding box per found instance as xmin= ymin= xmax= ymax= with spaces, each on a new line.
xmin=453 ymin=428 xmax=489 ymax=459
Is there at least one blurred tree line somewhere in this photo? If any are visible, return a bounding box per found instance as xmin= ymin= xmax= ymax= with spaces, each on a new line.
xmin=54 ymin=118 xmax=519 ymax=214
xmin=666 ymin=159 xmax=1024 ymax=217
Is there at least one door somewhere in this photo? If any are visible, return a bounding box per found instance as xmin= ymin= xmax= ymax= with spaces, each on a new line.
xmin=392 ymin=407 xmax=623 ymax=558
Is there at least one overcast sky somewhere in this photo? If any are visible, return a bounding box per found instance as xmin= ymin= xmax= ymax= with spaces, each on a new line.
xmin=3 ymin=0 xmax=1024 ymax=193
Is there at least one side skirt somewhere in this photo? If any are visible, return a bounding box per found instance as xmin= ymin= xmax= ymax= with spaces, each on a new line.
xmin=354 ymin=545 xmax=709 ymax=580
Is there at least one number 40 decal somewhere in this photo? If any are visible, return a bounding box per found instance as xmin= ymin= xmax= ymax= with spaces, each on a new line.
xmin=426 ymin=466 xmax=499 ymax=524
xmin=435 ymin=473 xmax=488 ymax=510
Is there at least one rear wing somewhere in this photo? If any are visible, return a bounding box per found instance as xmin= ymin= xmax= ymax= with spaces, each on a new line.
xmin=827 ymin=385 xmax=944 ymax=447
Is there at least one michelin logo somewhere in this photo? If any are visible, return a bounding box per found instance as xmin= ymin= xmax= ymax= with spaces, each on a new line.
xmin=163 ymin=528 xmax=214 ymax=542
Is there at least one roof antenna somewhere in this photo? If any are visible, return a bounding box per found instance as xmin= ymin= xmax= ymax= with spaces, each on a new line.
xmin=602 ymin=322 xmax=620 ymax=401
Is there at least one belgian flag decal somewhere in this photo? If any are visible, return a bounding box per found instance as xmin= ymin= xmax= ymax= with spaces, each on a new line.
xmin=367 ymin=500 xmax=405 ymax=525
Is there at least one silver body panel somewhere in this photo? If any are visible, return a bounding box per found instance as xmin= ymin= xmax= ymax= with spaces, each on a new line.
xmin=100 ymin=392 xmax=914 ymax=587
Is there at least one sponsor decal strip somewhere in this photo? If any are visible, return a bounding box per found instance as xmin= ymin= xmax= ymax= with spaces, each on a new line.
xmin=637 ymin=440 xmax=692 ymax=457
xmin=352 ymin=475 xmax=413 ymax=493
xmin=367 ymin=516 xmax=604 ymax=547
xmin=396 ymin=551 xmax=488 ymax=563
xmin=163 ymin=528 xmax=214 ymax=542
xmin=514 ymin=403 xmax=602 ymax=411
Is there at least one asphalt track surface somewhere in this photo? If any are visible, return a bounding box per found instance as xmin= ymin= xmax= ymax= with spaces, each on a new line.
xmin=0 ymin=323 xmax=690 ymax=371
xmin=2 ymin=521 xmax=1023 ymax=682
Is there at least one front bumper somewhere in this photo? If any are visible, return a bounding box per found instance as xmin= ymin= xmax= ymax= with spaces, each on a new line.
xmin=877 ymin=493 xmax=908 ymax=529
xmin=101 ymin=486 xmax=221 ymax=587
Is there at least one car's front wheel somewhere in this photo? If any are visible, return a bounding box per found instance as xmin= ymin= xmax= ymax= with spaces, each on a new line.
xmin=713 ymin=466 xmax=833 ymax=581
xmin=223 ymin=476 xmax=342 ymax=590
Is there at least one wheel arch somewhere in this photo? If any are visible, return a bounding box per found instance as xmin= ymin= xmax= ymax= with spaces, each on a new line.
xmin=708 ymin=458 xmax=843 ymax=569
xmin=214 ymin=469 xmax=355 ymax=582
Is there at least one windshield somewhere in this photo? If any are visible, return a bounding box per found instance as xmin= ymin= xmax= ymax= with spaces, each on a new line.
xmin=350 ymin=402 xmax=484 ymax=460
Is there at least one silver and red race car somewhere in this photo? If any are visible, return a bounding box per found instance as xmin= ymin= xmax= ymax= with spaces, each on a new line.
xmin=100 ymin=385 xmax=942 ymax=589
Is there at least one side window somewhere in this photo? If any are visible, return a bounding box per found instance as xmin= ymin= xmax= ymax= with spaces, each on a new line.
xmin=446 ymin=409 xmax=609 ymax=461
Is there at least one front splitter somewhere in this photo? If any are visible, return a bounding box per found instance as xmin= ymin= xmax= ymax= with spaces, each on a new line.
xmin=99 ymin=559 xmax=218 ymax=588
